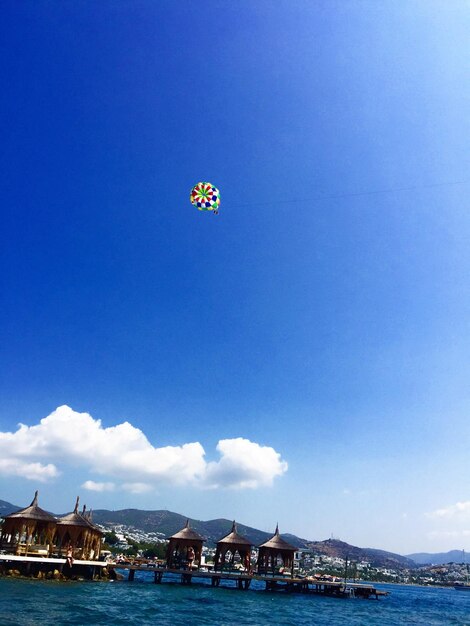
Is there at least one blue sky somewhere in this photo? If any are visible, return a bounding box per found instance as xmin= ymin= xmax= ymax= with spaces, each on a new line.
xmin=1 ymin=0 xmax=469 ymax=554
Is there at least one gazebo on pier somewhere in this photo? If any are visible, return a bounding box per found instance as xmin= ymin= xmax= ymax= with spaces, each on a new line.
xmin=257 ymin=525 xmax=297 ymax=577
xmin=214 ymin=521 xmax=252 ymax=573
xmin=55 ymin=497 xmax=102 ymax=561
xmin=166 ymin=520 xmax=205 ymax=570
xmin=80 ymin=505 xmax=103 ymax=560
xmin=0 ymin=491 xmax=57 ymax=556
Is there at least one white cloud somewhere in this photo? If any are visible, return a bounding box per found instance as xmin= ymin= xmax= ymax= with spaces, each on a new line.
xmin=427 ymin=530 xmax=470 ymax=539
xmin=204 ymin=438 xmax=288 ymax=489
xmin=428 ymin=501 xmax=470 ymax=520
xmin=122 ymin=482 xmax=153 ymax=494
xmin=82 ymin=480 xmax=115 ymax=492
xmin=0 ymin=406 xmax=288 ymax=491
xmin=0 ymin=458 xmax=58 ymax=482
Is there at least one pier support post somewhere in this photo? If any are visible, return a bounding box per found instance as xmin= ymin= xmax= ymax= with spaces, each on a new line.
xmin=128 ymin=569 xmax=135 ymax=582
xmin=181 ymin=573 xmax=192 ymax=585
xmin=154 ymin=571 xmax=163 ymax=584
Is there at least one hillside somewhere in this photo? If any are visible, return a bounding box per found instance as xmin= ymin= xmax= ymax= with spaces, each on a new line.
xmin=305 ymin=538 xmax=415 ymax=569
xmin=0 ymin=499 xmax=20 ymax=517
xmin=406 ymin=550 xmax=468 ymax=566
xmin=91 ymin=508 xmax=311 ymax=548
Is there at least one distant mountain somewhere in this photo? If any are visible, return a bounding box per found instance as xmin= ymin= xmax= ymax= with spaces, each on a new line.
xmin=305 ymin=538 xmax=416 ymax=569
xmin=0 ymin=499 xmax=20 ymax=517
xmin=406 ymin=550 xmax=467 ymax=565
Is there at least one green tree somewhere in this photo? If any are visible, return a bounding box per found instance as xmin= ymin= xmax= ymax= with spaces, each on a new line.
xmin=141 ymin=542 xmax=167 ymax=559
xmin=104 ymin=531 xmax=119 ymax=545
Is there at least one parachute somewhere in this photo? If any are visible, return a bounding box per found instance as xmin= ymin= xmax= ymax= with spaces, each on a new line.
xmin=190 ymin=182 xmax=220 ymax=214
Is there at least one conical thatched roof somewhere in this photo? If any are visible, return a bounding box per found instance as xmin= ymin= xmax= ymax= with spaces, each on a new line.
xmin=258 ymin=524 xmax=297 ymax=551
xmin=80 ymin=505 xmax=103 ymax=534
xmin=57 ymin=497 xmax=90 ymax=527
xmin=168 ymin=519 xmax=205 ymax=542
xmin=5 ymin=491 xmax=56 ymax=523
xmin=216 ymin=521 xmax=252 ymax=546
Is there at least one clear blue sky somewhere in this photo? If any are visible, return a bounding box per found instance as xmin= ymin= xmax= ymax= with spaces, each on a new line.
xmin=1 ymin=0 xmax=469 ymax=554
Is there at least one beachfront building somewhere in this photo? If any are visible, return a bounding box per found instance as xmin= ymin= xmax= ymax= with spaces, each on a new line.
xmin=256 ymin=524 xmax=297 ymax=577
xmin=166 ymin=520 xmax=205 ymax=570
xmin=214 ymin=521 xmax=252 ymax=573
xmin=55 ymin=497 xmax=103 ymax=560
xmin=0 ymin=491 xmax=56 ymax=557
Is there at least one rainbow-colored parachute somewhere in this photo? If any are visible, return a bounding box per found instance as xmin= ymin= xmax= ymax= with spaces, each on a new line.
xmin=190 ymin=182 xmax=220 ymax=214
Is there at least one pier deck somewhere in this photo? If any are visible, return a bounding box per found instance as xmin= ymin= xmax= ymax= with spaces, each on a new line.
xmin=0 ymin=555 xmax=387 ymax=599
xmin=111 ymin=564 xmax=387 ymax=598
xmin=0 ymin=554 xmax=107 ymax=567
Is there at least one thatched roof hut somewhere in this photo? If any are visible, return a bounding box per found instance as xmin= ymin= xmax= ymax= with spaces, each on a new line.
xmin=0 ymin=491 xmax=57 ymax=556
xmin=55 ymin=496 xmax=101 ymax=560
xmin=166 ymin=520 xmax=205 ymax=570
xmin=214 ymin=521 xmax=252 ymax=572
xmin=79 ymin=504 xmax=103 ymax=560
xmin=257 ymin=524 xmax=297 ymax=577
xmin=57 ymin=497 xmax=89 ymax=530
xmin=3 ymin=490 xmax=56 ymax=524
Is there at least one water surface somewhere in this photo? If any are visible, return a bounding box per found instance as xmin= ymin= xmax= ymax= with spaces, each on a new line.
xmin=1 ymin=574 xmax=469 ymax=625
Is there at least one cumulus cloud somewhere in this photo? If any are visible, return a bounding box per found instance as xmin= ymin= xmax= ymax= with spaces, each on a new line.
xmin=82 ymin=480 xmax=115 ymax=492
xmin=0 ymin=406 xmax=288 ymax=491
xmin=428 ymin=501 xmax=470 ymax=520
xmin=122 ymin=482 xmax=153 ymax=494
xmin=0 ymin=458 xmax=58 ymax=482
xmin=204 ymin=438 xmax=288 ymax=489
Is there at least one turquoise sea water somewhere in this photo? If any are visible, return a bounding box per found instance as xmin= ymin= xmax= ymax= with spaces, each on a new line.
xmin=1 ymin=575 xmax=469 ymax=625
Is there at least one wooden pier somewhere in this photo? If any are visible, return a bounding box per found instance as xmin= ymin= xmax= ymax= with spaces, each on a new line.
xmin=0 ymin=554 xmax=108 ymax=580
xmin=0 ymin=554 xmax=388 ymax=599
xmin=0 ymin=554 xmax=107 ymax=567
xmin=110 ymin=563 xmax=387 ymax=599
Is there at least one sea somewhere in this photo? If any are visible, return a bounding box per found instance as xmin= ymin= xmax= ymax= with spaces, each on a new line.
xmin=0 ymin=574 xmax=469 ymax=625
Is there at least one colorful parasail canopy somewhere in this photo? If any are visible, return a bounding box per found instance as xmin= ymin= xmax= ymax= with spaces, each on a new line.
xmin=190 ymin=182 xmax=221 ymax=213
